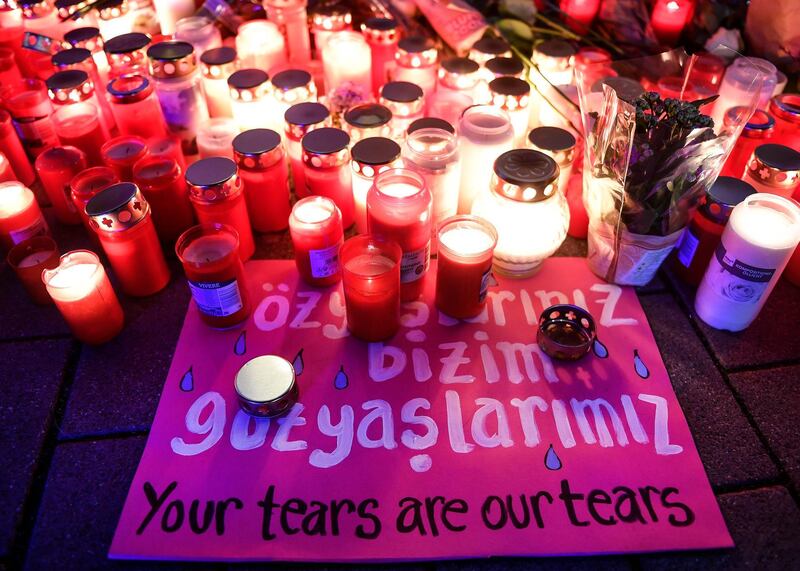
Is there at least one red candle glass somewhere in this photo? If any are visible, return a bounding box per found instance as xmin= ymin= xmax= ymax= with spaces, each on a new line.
xmin=361 ymin=17 xmax=399 ymax=95
xmin=284 ymin=102 xmax=329 ymax=199
xmin=0 ymin=110 xmax=35 ymax=185
xmin=51 ymin=47 xmax=117 ymax=133
xmin=785 ymin=243 xmax=800 ymax=287
xmin=104 ymin=32 xmax=151 ymax=78
xmin=7 ymin=235 xmax=59 ymax=304
xmin=176 ymin=223 xmax=250 ymax=329
xmin=0 ymin=181 xmax=48 ymax=252
xmin=0 ymin=78 xmax=58 ymax=160
xmin=86 ymin=182 xmax=171 ymax=296
xmin=435 ymin=215 xmax=498 ymax=319
xmin=650 ymin=0 xmax=693 ymax=46
xmin=301 ymin=127 xmax=354 ymax=228
xmin=132 ymin=155 xmax=195 ymax=245
xmin=34 ymin=146 xmax=86 ymax=225
xmin=366 ymin=168 xmax=432 ymax=302
xmin=289 ymin=196 xmax=344 ymax=287
xmin=51 ymin=102 xmax=106 ymax=166
xmin=147 ymin=135 xmax=187 ymax=174
xmin=0 ymin=46 xmax=22 ymax=86
xmin=185 ymin=157 xmax=256 ymax=262
xmin=656 ymin=76 xmax=697 ymax=101
xmin=769 ymin=95 xmax=800 ymax=152
xmin=720 ymin=107 xmax=775 ymax=179
xmin=46 ymin=69 xmax=112 ymax=137
xmin=42 ymin=249 xmax=124 ymax=344
xmin=233 ymin=129 xmax=292 ymax=233
xmin=70 ymin=166 xmax=119 ymax=237
xmin=107 ymin=74 xmax=170 ymax=139
xmin=559 ymin=0 xmax=601 ymax=34
xmin=101 ymin=135 xmax=149 ymax=181
xmin=0 ymin=152 xmax=16 ymax=183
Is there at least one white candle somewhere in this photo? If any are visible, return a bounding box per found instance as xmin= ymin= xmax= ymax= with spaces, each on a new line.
xmin=152 ymin=0 xmax=195 ymax=35
xmin=711 ymin=57 xmax=776 ymax=131
xmin=381 ymin=181 xmax=419 ymax=198
xmin=196 ymin=118 xmax=238 ymax=159
xmin=236 ymin=20 xmax=287 ymax=73
xmin=295 ymin=200 xmax=332 ymax=223
xmin=322 ymin=31 xmax=371 ymax=94
xmin=439 ymin=225 xmax=495 ymax=254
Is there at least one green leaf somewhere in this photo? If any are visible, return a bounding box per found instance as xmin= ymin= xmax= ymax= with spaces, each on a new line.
xmin=496 ymin=18 xmax=534 ymax=50
xmin=499 ymin=0 xmax=537 ymax=24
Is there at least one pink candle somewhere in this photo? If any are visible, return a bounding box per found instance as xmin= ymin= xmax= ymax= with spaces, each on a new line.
xmin=46 ymin=69 xmax=112 ymax=138
xmin=366 ymin=168 xmax=432 ymax=301
xmin=393 ymin=36 xmax=439 ymax=95
xmin=0 ymin=152 xmax=16 ymax=183
xmin=51 ymin=102 xmax=106 ymax=166
xmin=284 ymin=102 xmax=330 ymax=199
xmin=651 ymin=0 xmax=693 ymax=46
xmin=101 ymin=135 xmax=149 ymax=181
xmin=361 ymin=17 xmax=399 ymax=95
xmin=0 ymin=110 xmax=35 ymax=185
xmin=0 ymin=181 xmax=48 ymax=252
xmin=70 ymin=167 xmax=120 ymax=239
xmin=301 ymin=127 xmax=354 ymax=229
xmin=132 ymin=155 xmax=195 ymax=245
xmin=147 ymin=135 xmax=188 ymax=175
xmin=289 ymin=196 xmax=344 ymax=287
xmin=6 ymin=235 xmax=59 ymax=305
xmin=107 ymin=74 xmax=170 ymax=140
xmin=560 ymin=0 xmax=601 ymax=34
xmin=34 ymin=146 xmax=87 ymax=225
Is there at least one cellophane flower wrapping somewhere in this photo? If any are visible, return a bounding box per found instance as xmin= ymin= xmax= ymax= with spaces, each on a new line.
xmin=575 ymin=49 xmax=763 ymax=285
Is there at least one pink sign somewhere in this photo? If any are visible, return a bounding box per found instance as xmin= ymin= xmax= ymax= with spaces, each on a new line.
xmin=111 ymin=258 xmax=732 ymax=562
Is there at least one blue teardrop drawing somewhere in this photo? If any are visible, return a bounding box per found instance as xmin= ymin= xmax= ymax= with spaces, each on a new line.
xmin=334 ymin=365 xmax=349 ymax=390
xmin=179 ymin=366 xmax=194 ymax=392
xmin=593 ymin=338 xmax=609 ymax=358
xmin=234 ymin=331 xmax=246 ymax=355
xmin=544 ymin=444 xmax=562 ymax=470
xmin=292 ymin=349 xmax=305 ymax=375
xmin=634 ymin=349 xmax=650 ymax=379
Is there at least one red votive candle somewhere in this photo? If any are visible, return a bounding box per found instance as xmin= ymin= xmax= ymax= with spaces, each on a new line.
xmin=361 ymin=17 xmax=399 ymax=95
xmin=107 ymin=74 xmax=170 ymax=140
xmin=101 ymin=135 xmax=149 ymax=182
xmin=46 ymin=69 xmax=112 ymax=137
xmin=650 ymin=0 xmax=693 ymax=46
xmin=42 ymin=249 xmax=124 ymax=344
xmin=132 ymin=155 xmax=195 ymax=245
xmin=0 ymin=46 xmax=22 ymax=87
xmin=0 ymin=181 xmax=48 ymax=252
xmin=0 ymin=110 xmax=35 ymax=186
xmin=560 ymin=0 xmax=601 ymax=34
xmin=0 ymin=78 xmax=58 ymax=160
xmin=656 ymin=76 xmax=697 ymax=101
xmin=366 ymin=168 xmax=432 ymax=302
xmin=7 ymin=235 xmax=59 ymax=304
xmin=721 ymin=107 xmax=775 ymax=179
xmin=435 ymin=215 xmax=498 ymax=319
xmin=687 ymin=52 xmax=725 ymax=95
xmin=70 ymin=166 xmax=119 ymax=238
xmin=289 ymin=196 xmax=344 ymax=287
xmin=185 ymin=157 xmax=256 ymax=262
xmin=34 ymin=146 xmax=86 ymax=225
xmin=301 ymin=127 xmax=354 ymax=229
xmin=104 ymin=32 xmax=151 ymax=78
xmin=176 ymin=223 xmax=250 ymax=329
xmin=341 ymin=235 xmax=402 ymax=341
xmin=233 ymin=129 xmax=291 ymax=233
xmin=284 ymin=102 xmax=329 ymax=199
xmin=86 ymin=182 xmax=171 ymax=297
xmin=51 ymin=102 xmax=106 ymax=166
xmin=147 ymin=135 xmax=187 ymax=174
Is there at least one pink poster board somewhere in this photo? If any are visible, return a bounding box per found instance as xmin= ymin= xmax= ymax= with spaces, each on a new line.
xmin=110 ymin=258 xmax=732 ymax=562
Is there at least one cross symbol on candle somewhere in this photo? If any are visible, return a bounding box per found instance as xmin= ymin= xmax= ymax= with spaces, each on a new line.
xmin=759 ymin=167 xmax=770 ymax=180
xmin=102 ymin=217 xmax=113 ymax=228
xmin=132 ymin=200 xmax=142 ymax=211
xmin=566 ymin=310 xmax=577 ymax=320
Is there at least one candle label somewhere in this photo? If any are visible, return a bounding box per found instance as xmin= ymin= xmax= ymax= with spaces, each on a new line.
xmin=188 ymin=278 xmax=245 ymax=317
xmin=675 ymin=228 xmax=699 ymax=268
xmin=709 ymin=244 xmax=776 ymax=304
xmin=400 ymin=242 xmax=431 ymax=283
xmin=308 ymin=244 xmax=341 ymax=279
xmin=479 ymin=268 xmax=493 ymax=302
xmin=9 ymin=217 xmax=48 ymax=246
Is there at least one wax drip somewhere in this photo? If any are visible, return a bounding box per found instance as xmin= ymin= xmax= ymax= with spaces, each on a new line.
xmin=234 ymin=331 xmax=246 ymax=355
xmin=634 ymin=349 xmax=650 ymax=379
xmin=544 ymin=444 xmax=562 ymax=470
xmin=179 ymin=366 xmax=194 ymax=392
xmin=292 ymin=349 xmax=305 ymax=375
xmin=593 ymin=338 xmax=609 ymax=359
xmin=334 ymin=365 xmax=349 ymax=390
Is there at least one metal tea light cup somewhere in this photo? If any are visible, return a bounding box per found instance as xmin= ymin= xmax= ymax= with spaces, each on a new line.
xmin=235 ymin=355 xmax=299 ymax=418
xmin=537 ymin=304 xmax=596 ymax=361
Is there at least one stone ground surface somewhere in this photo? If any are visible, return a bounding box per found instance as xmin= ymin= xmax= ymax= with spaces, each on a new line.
xmin=1 ymin=207 xmax=799 ymax=571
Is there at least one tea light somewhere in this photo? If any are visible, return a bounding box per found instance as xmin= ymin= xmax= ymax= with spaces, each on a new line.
xmin=234 ymin=355 xmax=298 ymax=418
xmin=51 ymin=102 xmax=106 ymax=166
xmin=101 ymin=135 xmax=149 ymax=181
xmin=106 ymin=74 xmax=170 ymax=140
xmin=174 ymin=16 xmax=222 ymax=57
xmin=438 ymin=57 xmax=480 ymax=101
xmin=342 ymin=103 xmax=393 ymax=144
xmin=70 ymin=166 xmax=119 ymax=237
xmin=34 ymin=146 xmax=86 ymax=225
xmin=103 ymin=32 xmax=151 ymax=78
xmin=351 ymin=137 xmax=402 ymax=234
xmin=537 ymin=304 xmax=596 ymax=360
xmin=393 ymin=36 xmax=438 ymax=95
xmin=6 ymin=236 xmax=59 ymax=304
xmin=560 ymin=0 xmax=601 ymax=34
xmin=42 ymin=250 xmax=124 ymax=344
xmin=152 ymin=0 xmax=194 ymax=35
xmin=264 ymin=0 xmax=311 ymax=65
xmin=228 ymin=69 xmax=280 ymax=133
xmin=176 ymin=222 xmax=250 ymax=329
xmin=527 ymin=126 xmax=577 ymax=198
xmin=650 ymin=0 xmax=693 ymax=46
xmin=362 ymin=17 xmax=399 ymax=95
xmin=469 ymin=37 xmax=512 ymax=67
xmin=310 ymin=4 xmax=352 ymax=56
xmin=197 ymin=118 xmax=239 ymax=160
xmin=380 ymin=81 xmax=425 ymax=139
xmin=322 ymin=31 xmax=372 ymax=95
xmin=0 ymin=181 xmax=48 ymax=251
xmin=0 ymin=110 xmax=34 ymax=185
xmin=132 ymin=156 xmax=195 ymax=244
xmin=289 ymin=195 xmax=344 ymax=287
xmin=236 ymin=20 xmax=287 ymax=73
xmin=200 ymin=47 xmax=238 ymax=118
xmin=744 ymin=144 xmax=800 ymax=199
xmin=488 ymin=76 xmax=531 ymax=146
xmin=340 ymin=235 xmax=403 ymax=341
xmin=435 ymin=215 xmax=498 ymax=319
xmin=301 ymin=127 xmax=354 ymax=228
xmin=271 ymin=69 xmax=317 ymax=119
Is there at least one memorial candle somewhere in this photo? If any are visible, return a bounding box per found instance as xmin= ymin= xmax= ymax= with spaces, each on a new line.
xmin=0 ymin=181 xmax=48 ymax=251
xmin=63 ymin=27 xmax=110 ymax=88
xmin=302 ymin=127 xmax=354 ymax=229
xmin=46 ymin=69 xmax=112 ymax=138
xmin=650 ymin=0 xmax=693 ymax=46
xmin=0 ymin=110 xmax=35 ymax=185
xmin=711 ymin=57 xmax=774 ymax=128
xmin=104 ymin=32 xmax=151 ymax=78
xmin=106 ymin=74 xmax=170 ymax=140
xmin=285 ymin=102 xmax=329 ymax=199
xmin=310 ymin=4 xmax=351 ymax=57
xmin=147 ymin=135 xmax=187 ymax=174
xmin=289 ymin=196 xmax=344 ymax=287
xmin=687 ymin=52 xmax=725 ymax=95
xmin=532 ymin=40 xmax=575 ymax=86
xmin=560 ymin=0 xmax=601 ymax=34
xmin=174 ymin=16 xmax=222 ymax=57
xmin=228 ymin=69 xmax=280 ymax=133
xmin=769 ymin=94 xmax=800 ymax=151
xmin=42 ymin=250 xmax=124 ymax=344
xmin=70 ymin=166 xmax=119 ymax=237
xmin=485 ymin=56 xmax=525 ymax=80
xmin=0 ymin=78 xmax=58 ymax=160
xmin=350 ymin=137 xmax=402 ymax=234
xmin=361 ymin=17 xmax=399 ymax=95
xmin=393 ymin=36 xmax=438 ymax=95
xmin=7 ymin=235 xmax=58 ymax=304
xmin=51 ymin=48 xmax=117 ymax=133
xmin=469 ymin=37 xmax=512 ymax=67
xmin=151 ymin=0 xmax=194 ymax=35
xmin=34 ymin=146 xmax=86 ymax=225
xmin=720 ymin=108 xmax=775 ymax=179
xmin=101 ymin=136 xmax=149 ymax=181
xmin=200 ymin=47 xmax=238 ymax=118
xmin=426 ymin=90 xmax=473 ymax=128
xmin=0 ymin=46 xmax=22 ymax=86
xmin=264 ymin=0 xmax=311 ymax=65
xmin=236 ymin=20 xmax=287 ymax=73
xmin=342 ymin=103 xmax=392 ymax=144
xmin=322 ymin=31 xmax=371 ymax=94
xmin=437 ymin=57 xmax=480 ymax=101
xmin=527 ymin=126 xmax=577 ymax=200
xmin=0 ymin=152 xmax=15 ymax=183
xmin=97 ymin=0 xmax=135 ymax=42
xmin=743 ymin=144 xmax=800 ymax=199
xmin=51 ymin=102 xmax=106 ymax=166
xmin=271 ymin=69 xmax=317 ymax=120
xmin=488 ymin=76 xmax=531 ymax=146
xmin=379 ymin=81 xmax=424 ymax=139
xmin=196 ymin=118 xmax=238 ymax=160
xmin=132 ymin=155 xmax=195 ymax=244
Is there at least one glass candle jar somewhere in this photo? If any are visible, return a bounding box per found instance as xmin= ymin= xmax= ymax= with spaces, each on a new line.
xmin=470 ymin=37 xmax=512 ymax=67
xmin=457 ymin=105 xmax=514 ymax=214
xmin=322 ymin=31 xmax=372 ymax=95
xmin=720 ymin=108 xmax=775 ymax=179
xmin=285 ymin=102 xmax=329 ymax=199
xmin=271 ymin=69 xmax=317 ymax=119
xmin=0 ymin=110 xmax=35 ymax=185
xmin=559 ymin=0 xmax=601 ymax=34
xmin=64 ymin=27 xmax=110 ymax=87
xmin=97 ymin=0 xmax=135 ymax=41
xmin=366 ymin=168 xmax=432 ymax=301
xmin=488 ymin=76 xmax=530 ymax=146
xmin=532 ymin=40 xmax=575 ymax=86
xmin=711 ymin=56 xmax=776 ymax=129
xmin=351 ymin=137 xmax=402 ymax=234
xmin=310 ymin=4 xmax=351 ymax=57
xmin=51 ymin=102 xmax=106 ymax=166
xmin=744 ymin=144 xmax=800 ymax=199
xmin=527 ymin=126 xmax=577 ymax=197
xmin=151 ymin=0 xmax=193 ymax=35
xmin=0 ymin=46 xmax=21 ymax=87
xmin=176 ymin=222 xmax=250 ymax=329
xmin=233 ymin=128 xmax=291 ymax=233
xmin=289 ymin=195 xmax=344 ymax=287
xmin=19 ymin=0 xmax=58 ymax=37
xmin=573 ymin=46 xmax=612 ymax=89
xmin=56 ymin=0 xmax=98 ymax=32
xmin=185 ymin=157 xmax=255 ymax=262
xmin=51 ymin=48 xmax=117 ymax=133
xmin=174 ymin=16 xmax=222 ymax=57
xmin=106 ymin=74 xmax=170 ymax=139
xmin=200 ymin=46 xmax=238 ymax=118
xmin=342 ymin=103 xmax=392 ymax=144
xmin=407 ymin=117 xmax=455 ymax=136
xmin=85 ymin=182 xmax=171 ymax=296
xmin=264 ymin=0 xmax=311 ymax=65
xmin=0 ymin=78 xmax=58 ymax=160
xmin=695 ymin=193 xmax=800 ymax=331
xmin=393 ymin=36 xmax=438 ymax=95
xmin=101 ymin=135 xmax=149 ymax=181
xmin=46 ymin=69 xmax=111 ymax=138
xmin=147 ymin=134 xmax=186 ymax=174
xmin=228 ymin=69 xmax=280 ymax=133
xmin=104 ymin=32 xmax=151 ymax=78
xmin=7 ymin=235 xmax=59 ymax=305
xmin=671 ymin=176 xmax=756 ymax=286
xmin=361 ymin=17 xmax=399 ymax=95
xmin=340 ymin=234 xmax=402 ymax=341
xmin=438 ymin=57 xmax=480 ymax=101
xmin=42 ymin=250 xmax=124 ymax=344
xmin=236 ymin=20 xmax=287 ymax=73
xmin=34 ymin=146 xmax=86 ymax=225
xmin=0 ymin=151 xmax=15 ymax=183
xmin=435 ymin=215 xmax=498 ymax=319
xmin=132 ymin=155 xmax=195 ymax=244
xmin=485 ymin=56 xmax=525 ymax=80
xmin=471 ymin=149 xmax=568 ymax=277
xmin=196 ymin=118 xmax=238 ymax=159
xmin=70 ymin=166 xmax=119 ymax=237
xmin=302 ymin=127 xmax=354 ymax=228
xmin=379 ymin=81 xmax=424 ymax=139
xmin=769 ymin=94 xmax=800 ymax=152
xmin=0 ymin=181 xmax=48 ymax=251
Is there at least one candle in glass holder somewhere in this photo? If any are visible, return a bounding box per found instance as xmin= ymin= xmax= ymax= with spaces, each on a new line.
xmin=70 ymin=166 xmax=119 ymax=236
xmin=151 ymin=0 xmax=193 ymax=35
xmin=233 ymin=128 xmax=291 ymax=233
xmin=174 ymin=16 xmax=222 ymax=57
xmin=197 ymin=118 xmax=238 ymax=159
xmin=148 ymin=134 xmax=187 ymax=173
xmin=19 ymin=0 xmax=58 ymax=37
xmin=43 ymin=250 xmax=124 ymax=344
xmin=106 ymin=74 xmax=170 ymax=140
xmin=285 ymin=102 xmax=329 ymax=199
xmin=34 ymin=146 xmax=86 ymax=225
xmin=322 ymin=31 xmax=371 ymax=94
xmin=46 ymin=69 xmax=112 ymax=138
xmin=200 ymin=46 xmax=238 ymax=118
xmin=7 ymin=235 xmax=59 ymax=304
xmin=469 ymin=37 xmax=511 ymax=67
xmin=695 ymin=193 xmax=800 ymax=331
xmin=97 ymin=0 xmax=135 ymax=41
xmin=310 ymin=4 xmax=351 ymax=57
xmin=650 ymin=0 xmax=693 ymax=46
xmin=56 ymin=0 xmax=98 ymax=32
xmin=101 ymin=135 xmax=149 ymax=181
xmin=379 ymin=81 xmax=424 ymax=139
xmin=86 ymin=182 xmax=171 ymax=296
xmin=393 ymin=36 xmax=438 ymax=95
xmin=340 ymin=234 xmax=402 ymax=341
xmin=342 ymin=103 xmax=392 ymax=144
xmin=132 ymin=155 xmax=195 ymax=244
xmin=289 ymin=195 xmax=343 ymax=287
xmin=0 ymin=78 xmax=58 ymax=160
xmin=361 ymin=17 xmax=399 ymax=95
xmin=366 ymin=168 xmax=432 ymax=301
xmin=532 ymin=40 xmax=575 ymax=86
xmin=720 ymin=108 xmax=774 ymax=179
xmin=51 ymin=102 xmax=106 ymax=166
xmin=236 ymin=20 xmax=287 ymax=73
xmin=264 ymin=0 xmax=311 ymax=65
xmin=573 ymin=46 xmax=612 ymax=89
xmin=485 ymin=56 xmax=525 ymax=80
xmin=436 ymin=215 xmax=498 ymax=319
xmin=64 ymin=27 xmax=110 ymax=87
xmin=228 ymin=69 xmax=280 ymax=133
xmin=51 ymin=48 xmax=118 ymax=134
xmin=437 ymin=57 xmax=480 ymax=101
xmin=744 ymin=144 xmax=800 ymax=199
xmin=0 ymin=110 xmax=35 ymax=185
xmin=271 ymin=69 xmax=317 ymax=119
xmin=0 ymin=181 xmax=48 ymax=251
xmin=527 ymin=126 xmax=577 ymax=198
xmin=0 ymin=152 xmax=15 ymax=183
xmin=711 ymin=57 xmax=776 ymax=128
xmin=687 ymin=52 xmax=725 ymax=95
xmin=560 ymin=0 xmax=601 ymax=34
xmin=0 ymin=47 xmax=21 ymax=86
xmin=185 ymin=157 xmax=255 ymax=262
xmin=426 ymin=90 xmax=473 ymax=129
xmin=351 ymin=137 xmax=402 ymax=234
xmin=302 ymin=127 xmax=354 ymax=229
xmin=104 ymin=32 xmax=151 ymax=78
xmin=488 ymin=76 xmax=530 ymax=145
xmin=176 ymin=223 xmax=250 ymax=328
xmin=769 ymin=94 xmax=800 ymax=152
xmin=407 ymin=117 xmax=455 ymax=136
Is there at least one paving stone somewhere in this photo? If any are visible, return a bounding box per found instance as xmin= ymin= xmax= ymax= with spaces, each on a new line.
xmin=638 ymin=295 xmax=777 ymax=488
xmin=729 ymin=365 xmax=800 ymax=493
xmin=0 ymin=339 xmax=71 ymax=557
xmin=640 ymin=486 xmax=800 ymax=570
xmin=255 ymin=230 xmax=294 ymax=261
xmin=435 ymin=556 xmax=631 ymax=570
xmin=231 ymin=563 xmax=429 ymax=571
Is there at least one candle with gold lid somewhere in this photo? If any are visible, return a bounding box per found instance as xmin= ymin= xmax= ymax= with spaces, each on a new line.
xmin=310 ymin=3 xmax=351 ymax=56
xmin=744 ymin=144 xmax=800 ymax=199
xmin=200 ymin=46 xmax=238 ymax=118
xmin=438 ymin=56 xmax=480 ymax=101
xmin=342 ymin=103 xmax=392 ymax=144
xmin=302 ymin=127 xmax=354 ymax=228
xmin=271 ymin=68 xmax=317 ymax=118
xmin=527 ymin=126 xmax=577 ymax=197
xmin=285 ymin=102 xmax=330 ymax=198
xmin=106 ymin=74 xmax=170 ymax=139
xmin=264 ymin=0 xmax=311 ymax=65
xmin=104 ymin=32 xmax=151 ymax=78
xmin=380 ymin=81 xmax=424 ymax=139
xmin=0 ymin=181 xmax=49 ymax=252
xmin=488 ymin=76 xmax=531 ymax=145
xmin=228 ymin=68 xmax=280 ymax=133
xmin=351 ymin=137 xmax=402 ymax=234
xmin=393 ymin=36 xmax=438 ymax=94
xmin=362 ymin=17 xmax=399 ymax=95
xmin=236 ymin=20 xmax=287 ymax=73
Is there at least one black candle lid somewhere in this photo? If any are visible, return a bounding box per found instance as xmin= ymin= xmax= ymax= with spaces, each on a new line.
xmin=492 ymin=149 xmax=559 ymax=202
xmin=46 ymin=69 xmax=88 ymax=91
xmin=703 ymin=176 xmax=755 ymax=224
xmin=285 ymin=102 xmax=329 ymax=126
xmin=104 ymin=32 xmax=150 ymax=54
xmin=363 ymin=17 xmax=396 ymax=31
xmin=344 ymin=104 xmax=392 ymax=129
xmin=233 ymin=128 xmax=281 ymax=156
xmin=52 ymin=47 xmax=92 ymax=69
xmin=272 ymin=69 xmax=311 ymax=91
xmin=747 ymin=143 xmax=800 ymax=189
xmin=398 ymin=36 xmax=435 ymax=54
xmin=754 ymin=144 xmax=800 ymax=171
xmin=147 ymin=40 xmax=193 ymax=61
xmin=302 ymin=127 xmax=350 ymax=155
xmin=186 ymin=157 xmax=237 ymax=188
xmin=489 ymin=76 xmax=529 ymax=96
xmin=64 ymin=27 xmax=101 ymax=47
xmin=471 ymin=37 xmax=510 ymax=56
xmin=351 ymin=137 xmax=401 ymax=166
xmin=486 ymin=56 xmax=524 ymax=77
xmin=227 ymin=68 xmax=268 ymax=89
xmin=407 ymin=117 xmax=455 ymax=135
xmin=380 ymin=81 xmax=423 ymax=103
xmin=200 ymin=46 xmax=236 ymax=66
xmin=441 ymin=57 xmax=479 ymax=75
xmin=534 ymin=39 xmax=576 ymax=59
xmin=528 ymin=126 xmax=576 ymax=152
xmin=85 ymin=182 xmax=149 ymax=232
